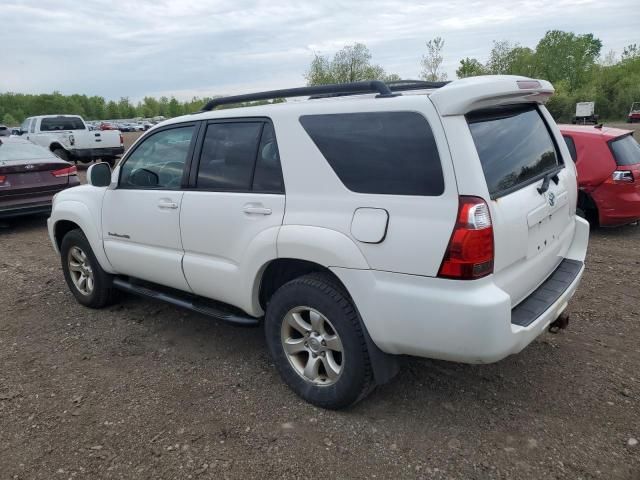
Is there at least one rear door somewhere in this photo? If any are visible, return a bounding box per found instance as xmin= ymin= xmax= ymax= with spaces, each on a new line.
xmin=180 ymin=119 xmax=285 ymax=310
xmin=465 ymin=104 xmax=577 ymax=306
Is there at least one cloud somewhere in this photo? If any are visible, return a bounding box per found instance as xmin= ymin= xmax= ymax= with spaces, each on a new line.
xmin=0 ymin=0 xmax=636 ymax=101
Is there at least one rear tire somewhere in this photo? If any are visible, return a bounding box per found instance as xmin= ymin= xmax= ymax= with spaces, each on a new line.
xmin=52 ymin=148 xmax=70 ymax=161
xmin=265 ymin=273 xmax=374 ymax=409
xmin=60 ymin=229 xmax=116 ymax=308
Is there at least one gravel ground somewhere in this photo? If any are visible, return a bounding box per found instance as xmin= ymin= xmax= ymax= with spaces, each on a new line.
xmin=0 ymin=130 xmax=639 ymax=479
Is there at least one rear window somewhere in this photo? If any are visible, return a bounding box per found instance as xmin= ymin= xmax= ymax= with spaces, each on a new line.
xmin=300 ymin=112 xmax=444 ymax=196
xmin=0 ymin=142 xmax=54 ymax=161
xmin=467 ymin=105 xmax=561 ymax=198
xmin=609 ymin=134 xmax=640 ymax=166
xmin=40 ymin=117 xmax=85 ymax=131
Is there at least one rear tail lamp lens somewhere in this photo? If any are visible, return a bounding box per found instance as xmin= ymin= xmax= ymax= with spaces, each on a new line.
xmin=51 ymin=166 xmax=77 ymax=177
xmin=438 ymin=196 xmax=494 ymax=280
xmin=119 ymin=134 xmax=124 ymax=146
xmin=0 ymin=175 xmax=6 ymax=184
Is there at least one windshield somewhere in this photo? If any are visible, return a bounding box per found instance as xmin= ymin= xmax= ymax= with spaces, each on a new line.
xmin=610 ymin=134 xmax=640 ymax=166
xmin=40 ymin=117 xmax=86 ymax=131
xmin=0 ymin=142 xmax=55 ymax=161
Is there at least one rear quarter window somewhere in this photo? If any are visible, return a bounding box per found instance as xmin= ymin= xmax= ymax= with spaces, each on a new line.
xmin=467 ymin=105 xmax=561 ymax=199
xmin=609 ymin=134 xmax=640 ymax=166
xmin=299 ymin=111 xmax=444 ymax=196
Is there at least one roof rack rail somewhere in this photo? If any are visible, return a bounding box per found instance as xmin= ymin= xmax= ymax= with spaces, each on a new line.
xmin=200 ymin=80 xmax=397 ymax=112
xmin=308 ymin=79 xmax=450 ymax=99
xmin=386 ymin=79 xmax=451 ymax=91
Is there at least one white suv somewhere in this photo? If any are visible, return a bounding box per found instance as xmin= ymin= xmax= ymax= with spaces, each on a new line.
xmin=48 ymin=77 xmax=589 ymax=409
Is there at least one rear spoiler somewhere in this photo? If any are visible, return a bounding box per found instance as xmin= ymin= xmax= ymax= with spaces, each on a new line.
xmin=429 ymin=75 xmax=554 ymax=116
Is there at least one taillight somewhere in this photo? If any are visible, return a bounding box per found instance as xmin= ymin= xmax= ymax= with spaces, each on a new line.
xmin=0 ymin=175 xmax=6 ymax=184
xmin=51 ymin=166 xmax=77 ymax=177
xmin=606 ymin=170 xmax=634 ymax=184
xmin=119 ymin=134 xmax=124 ymax=146
xmin=438 ymin=196 xmax=494 ymax=280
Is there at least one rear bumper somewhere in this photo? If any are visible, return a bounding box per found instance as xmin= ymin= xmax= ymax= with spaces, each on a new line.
xmin=0 ymin=202 xmax=52 ymax=218
xmin=593 ymin=185 xmax=640 ymax=227
xmin=332 ymin=216 xmax=589 ymax=363
xmin=0 ymin=179 xmax=79 ymax=219
xmin=69 ymin=147 xmax=124 ymax=161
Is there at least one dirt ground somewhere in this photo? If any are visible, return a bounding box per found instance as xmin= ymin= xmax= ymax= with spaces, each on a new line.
xmin=1 ymin=129 xmax=640 ymax=480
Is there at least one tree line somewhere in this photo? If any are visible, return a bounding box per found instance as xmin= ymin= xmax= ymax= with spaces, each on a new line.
xmin=305 ymin=31 xmax=639 ymax=122
xmin=1 ymin=30 xmax=639 ymax=126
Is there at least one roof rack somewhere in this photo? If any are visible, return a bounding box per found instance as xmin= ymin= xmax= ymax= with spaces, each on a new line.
xmin=200 ymin=80 xmax=397 ymax=112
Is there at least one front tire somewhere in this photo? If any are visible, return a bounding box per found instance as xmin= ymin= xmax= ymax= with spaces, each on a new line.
xmin=265 ymin=273 xmax=374 ymax=409
xmin=60 ymin=229 xmax=116 ymax=308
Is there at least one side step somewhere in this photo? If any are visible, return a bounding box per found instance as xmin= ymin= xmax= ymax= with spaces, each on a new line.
xmin=112 ymin=277 xmax=260 ymax=327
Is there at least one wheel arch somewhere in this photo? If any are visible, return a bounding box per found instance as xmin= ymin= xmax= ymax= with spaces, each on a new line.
xmin=49 ymin=201 xmax=116 ymax=274
xmin=255 ymin=258 xmax=399 ymax=387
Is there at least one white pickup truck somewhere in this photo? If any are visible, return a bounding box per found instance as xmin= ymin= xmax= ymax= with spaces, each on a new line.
xmin=19 ymin=115 xmax=124 ymax=165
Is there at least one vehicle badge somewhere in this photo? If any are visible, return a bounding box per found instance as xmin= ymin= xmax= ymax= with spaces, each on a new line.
xmin=548 ymin=191 xmax=555 ymax=207
xmin=24 ymin=164 xmax=35 ymax=170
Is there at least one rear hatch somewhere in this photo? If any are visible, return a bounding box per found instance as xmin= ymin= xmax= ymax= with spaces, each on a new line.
xmin=466 ymin=104 xmax=577 ymax=307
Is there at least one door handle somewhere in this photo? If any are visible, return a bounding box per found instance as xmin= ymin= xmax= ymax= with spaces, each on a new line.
xmin=158 ymin=201 xmax=179 ymax=210
xmin=243 ymin=205 xmax=272 ymax=215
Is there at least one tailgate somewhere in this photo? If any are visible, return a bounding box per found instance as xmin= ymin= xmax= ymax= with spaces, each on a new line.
xmin=466 ymin=104 xmax=578 ymax=307
xmin=75 ymin=130 xmax=121 ymax=149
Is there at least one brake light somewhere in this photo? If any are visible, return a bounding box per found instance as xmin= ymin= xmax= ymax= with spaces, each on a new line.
xmin=517 ymin=80 xmax=541 ymax=89
xmin=438 ymin=196 xmax=494 ymax=280
xmin=119 ymin=134 xmax=124 ymax=146
xmin=0 ymin=175 xmax=5 ymax=184
xmin=606 ymin=170 xmax=634 ymax=184
xmin=51 ymin=166 xmax=77 ymax=177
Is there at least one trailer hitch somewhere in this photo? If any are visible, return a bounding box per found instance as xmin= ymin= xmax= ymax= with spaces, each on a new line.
xmin=548 ymin=313 xmax=570 ymax=334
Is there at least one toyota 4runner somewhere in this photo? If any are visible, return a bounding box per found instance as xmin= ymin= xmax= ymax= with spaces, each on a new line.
xmin=47 ymin=77 xmax=589 ymax=409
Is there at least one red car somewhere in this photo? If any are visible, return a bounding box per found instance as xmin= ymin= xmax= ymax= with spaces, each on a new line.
xmin=560 ymin=125 xmax=640 ymax=227
xmin=99 ymin=122 xmax=117 ymax=130
xmin=0 ymin=137 xmax=79 ymax=219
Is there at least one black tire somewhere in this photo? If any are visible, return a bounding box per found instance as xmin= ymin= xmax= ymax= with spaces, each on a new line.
xmin=265 ymin=273 xmax=374 ymax=409
xmin=103 ymin=157 xmax=117 ymax=167
xmin=52 ymin=148 xmax=70 ymax=161
xmin=60 ymin=229 xmax=116 ymax=308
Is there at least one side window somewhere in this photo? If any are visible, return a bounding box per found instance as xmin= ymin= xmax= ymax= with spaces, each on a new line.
xmin=563 ymin=135 xmax=577 ymax=163
xmin=29 ymin=118 xmax=36 ymax=133
xmin=252 ymin=123 xmax=284 ymax=193
xmin=120 ymin=125 xmax=195 ymax=189
xmin=20 ymin=118 xmax=30 ymax=133
xmin=197 ymin=122 xmax=263 ymax=191
xmin=300 ymin=112 xmax=444 ymax=196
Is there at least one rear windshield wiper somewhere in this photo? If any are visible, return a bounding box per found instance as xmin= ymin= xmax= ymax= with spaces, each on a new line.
xmin=537 ymin=168 xmax=561 ymax=194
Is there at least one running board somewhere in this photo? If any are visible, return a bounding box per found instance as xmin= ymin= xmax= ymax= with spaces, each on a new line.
xmin=112 ymin=278 xmax=260 ymax=327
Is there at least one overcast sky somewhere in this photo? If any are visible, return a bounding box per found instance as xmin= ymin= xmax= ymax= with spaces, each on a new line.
xmin=0 ymin=0 xmax=637 ymax=102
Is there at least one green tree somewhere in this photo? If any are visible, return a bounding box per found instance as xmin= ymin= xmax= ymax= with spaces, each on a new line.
xmin=305 ymin=43 xmax=399 ymax=85
xmin=420 ymin=37 xmax=447 ymax=81
xmin=2 ymin=113 xmax=18 ymax=126
xmin=535 ymin=30 xmax=602 ymax=90
xmin=106 ymin=100 xmax=120 ymax=119
xmin=456 ymin=58 xmax=486 ymax=78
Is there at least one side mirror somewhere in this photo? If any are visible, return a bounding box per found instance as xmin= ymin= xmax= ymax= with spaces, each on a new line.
xmin=87 ymin=162 xmax=112 ymax=187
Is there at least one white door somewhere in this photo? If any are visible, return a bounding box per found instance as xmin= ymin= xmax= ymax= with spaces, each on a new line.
xmin=102 ymin=123 xmax=198 ymax=291
xmin=181 ymin=121 xmax=285 ymax=311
